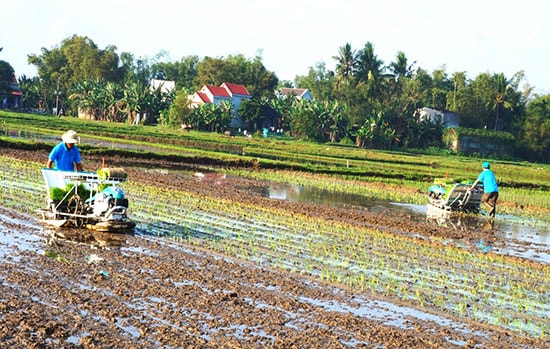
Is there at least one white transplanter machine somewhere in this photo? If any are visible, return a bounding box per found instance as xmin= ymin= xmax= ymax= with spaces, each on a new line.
xmin=37 ymin=167 xmax=135 ymax=232
xmin=427 ymin=178 xmax=483 ymax=214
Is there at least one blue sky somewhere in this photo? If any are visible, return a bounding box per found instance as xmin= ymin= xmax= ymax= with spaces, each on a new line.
xmin=2 ymin=0 xmax=548 ymax=94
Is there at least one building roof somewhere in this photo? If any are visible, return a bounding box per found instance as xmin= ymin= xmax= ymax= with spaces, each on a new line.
xmin=204 ymin=85 xmax=232 ymax=98
xmin=222 ymin=82 xmax=250 ymax=96
xmin=280 ymin=88 xmax=308 ymax=97
xmin=195 ymin=92 xmax=211 ymax=103
xmin=9 ymin=74 xmax=22 ymax=96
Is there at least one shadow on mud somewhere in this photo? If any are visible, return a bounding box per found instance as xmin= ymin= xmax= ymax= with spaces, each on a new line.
xmin=45 ymin=227 xmax=131 ymax=249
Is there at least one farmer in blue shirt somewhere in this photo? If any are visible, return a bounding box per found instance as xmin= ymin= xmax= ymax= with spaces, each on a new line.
xmin=470 ymin=161 xmax=498 ymax=217
xmin=46 ymin=130 xmax=83 ymax=171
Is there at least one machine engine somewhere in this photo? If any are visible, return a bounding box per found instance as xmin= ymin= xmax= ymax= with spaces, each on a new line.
xmin=93 ymin=186 xmax=129 ymax=217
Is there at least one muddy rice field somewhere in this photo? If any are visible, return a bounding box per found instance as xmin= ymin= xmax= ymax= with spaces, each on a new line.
xmin=1 ymin=147 xmax=548 ymax=348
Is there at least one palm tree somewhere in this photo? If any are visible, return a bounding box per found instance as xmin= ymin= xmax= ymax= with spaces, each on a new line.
xmin=355 ymin=42 xmax=386 ymax=100
xmin=489 ymin=73 xmax=514 ymax=130
xmin=389 ymin=51 xmax=415 ymax=82
xmin=332 ymin=43 xmax=357 ymax=88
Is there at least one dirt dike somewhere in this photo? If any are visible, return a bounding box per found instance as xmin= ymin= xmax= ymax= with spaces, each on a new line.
xmin=0 ymin=147 xmax=546 ymax=348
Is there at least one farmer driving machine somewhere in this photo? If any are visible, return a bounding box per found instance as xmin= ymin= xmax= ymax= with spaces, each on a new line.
xmin=37 ymin=167 xmax=135 ymax=233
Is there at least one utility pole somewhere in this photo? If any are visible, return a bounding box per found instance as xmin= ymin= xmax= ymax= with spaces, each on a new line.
xmin=55 ymin=77 xmax=60 ymax=116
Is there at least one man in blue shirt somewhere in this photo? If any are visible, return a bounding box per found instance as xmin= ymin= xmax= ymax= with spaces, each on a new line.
xmin=470 ymin=161 xmax=498 ymax=217
xmin=46 ymin=130 xmax=83 ymax=171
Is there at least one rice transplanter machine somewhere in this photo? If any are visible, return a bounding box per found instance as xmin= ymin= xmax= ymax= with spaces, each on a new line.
xmin=37 ymin=167 xmax=135 ymax=232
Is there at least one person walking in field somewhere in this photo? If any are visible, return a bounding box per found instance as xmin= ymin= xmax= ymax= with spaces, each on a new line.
xmin=46 ymin=130 xmax=83 ymax=171
xmin=470 ymin=161 xmax=498 ymax=217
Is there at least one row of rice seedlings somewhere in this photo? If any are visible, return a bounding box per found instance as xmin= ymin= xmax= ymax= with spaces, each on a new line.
xmin=127 ymin=179 xmax=549 ymax=338
xmin=0 ymin=157 xmax=45 ymax=211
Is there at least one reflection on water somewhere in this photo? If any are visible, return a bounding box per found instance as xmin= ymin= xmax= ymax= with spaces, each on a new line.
xmin=264 ymin=182 xmax=549 ymax=263
xmin=267 ymin=184 xmax=390 ymax=212
xmin=425 ymin=204 xmax=496 ymax=232
xmin=45 ymin=228 xmax=130 ymax=249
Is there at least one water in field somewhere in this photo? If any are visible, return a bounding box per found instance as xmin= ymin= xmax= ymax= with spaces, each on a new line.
xmin=261 ymin=182 xmax=550 ymax=264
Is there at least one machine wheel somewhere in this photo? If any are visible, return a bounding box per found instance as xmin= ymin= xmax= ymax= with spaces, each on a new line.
xmin=66 ymin=195 xmax=85 ymax=227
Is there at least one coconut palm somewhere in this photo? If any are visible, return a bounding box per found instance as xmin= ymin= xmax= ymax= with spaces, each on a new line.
xmin=389 ymin=51 xmax=415 ymax=80
xmin=332 ymin=43 xmax=358 ymax=88
xmin=489 ymin=73 xmax=514 ymax=131
xmin=355 ymin=42 xmax=387 ymax=100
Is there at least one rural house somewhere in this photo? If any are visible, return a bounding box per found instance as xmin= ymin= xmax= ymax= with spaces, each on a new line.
xmin=189 ymin=82 xmax=251 ymax=128
xmin=2 ymin=74 xmax=22 ymax=110
xmin=414 ymin=107 xmax=459 ymax=128
xmin=150 ymin=79 xmax=175 ymax=94
xmin=277 ymin=87 xmax=313 ymax=101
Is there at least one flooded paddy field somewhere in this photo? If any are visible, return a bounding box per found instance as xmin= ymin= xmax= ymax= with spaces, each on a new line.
xmin=0 ymin=147 xmax=548 ymax=348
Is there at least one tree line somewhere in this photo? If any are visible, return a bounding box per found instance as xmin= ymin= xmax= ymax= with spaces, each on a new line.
xmin=0 ymin=35 xmax=548 ymax=161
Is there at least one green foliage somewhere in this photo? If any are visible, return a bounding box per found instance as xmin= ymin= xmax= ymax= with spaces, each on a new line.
xmin=187 ymin=102 xmax=233 ymax=132
xmin=445 ymin=127 xmax=515 ymax=143
xmin=515 ymin=94 xmax=550 ymax=162
xmin=151 ymin=55 xmax=200 ymax=91
xmin=0 ymin=60 xmax=15 ymax=99
xmin=294 ymin=62 xmax=335 ymax=101
xmin=291 ymin=99 xmax=348 ymax=143
xmin=238 ymin=98 xmax=264 ymax=131
xmin=161 ymin=88 xmax=193 ymax=127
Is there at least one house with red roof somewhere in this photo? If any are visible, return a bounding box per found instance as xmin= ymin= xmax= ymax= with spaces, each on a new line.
xmin=189 ymin=82 xmax=252 ymax=128
xmin=2 ymin=74 xmax=22 ymax=110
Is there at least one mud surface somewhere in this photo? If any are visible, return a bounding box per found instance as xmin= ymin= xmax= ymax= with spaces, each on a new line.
xmin=0 ymin=148 xmax=547 ymax=348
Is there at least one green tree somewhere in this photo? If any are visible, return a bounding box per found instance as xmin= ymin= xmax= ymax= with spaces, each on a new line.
xmin=291 ymin=99 xmax=347 ymax=143
xmin=295 ymin=62 xmax=335 ymax=101
xmin=0 ymin=60 xmax=15 ymax=101
xmin=68 ymin=79 xmax=100 ymax=118
xmin=238 ymin=98 xmax=264 ymax=131
xmin=387 ymin=51 xmax=415 ymax=97
xmin=189 ymin=102 xmax=233 ymax=132
xmin=517 ymin=94 xmax=550 ymax=161
xmin=28 ymin=35 xmax=122 ymax=113
xmin=333 ymin=43 xmax=357 ymax=88
xmin=446 ymin=71 xmax=468 ymax=112
xmin=355 ymin=110 xmax=396 ymax=149
xmin=355 ymin=42 xmax=386 ymax=101
xmin=153 ymin=55 xmax=200 ymax=91
xmin=162 ymin=88 xmax=193 ymax=127
xmin=388 ymin=51 xmax=415 ymax=82
xmin=269 ymin=95 xmax=297 ymax=133
xmin=488 ymin=73 xmax=519 ymax=131
xmin=17 ymin=75 xmax=42 ymax=111
xmin=430 ymin=67 xmax=452 ymax=109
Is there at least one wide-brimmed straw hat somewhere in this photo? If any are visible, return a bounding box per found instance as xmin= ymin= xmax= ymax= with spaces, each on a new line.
xmin=62 ymin=130 xmax=78 ymax=144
